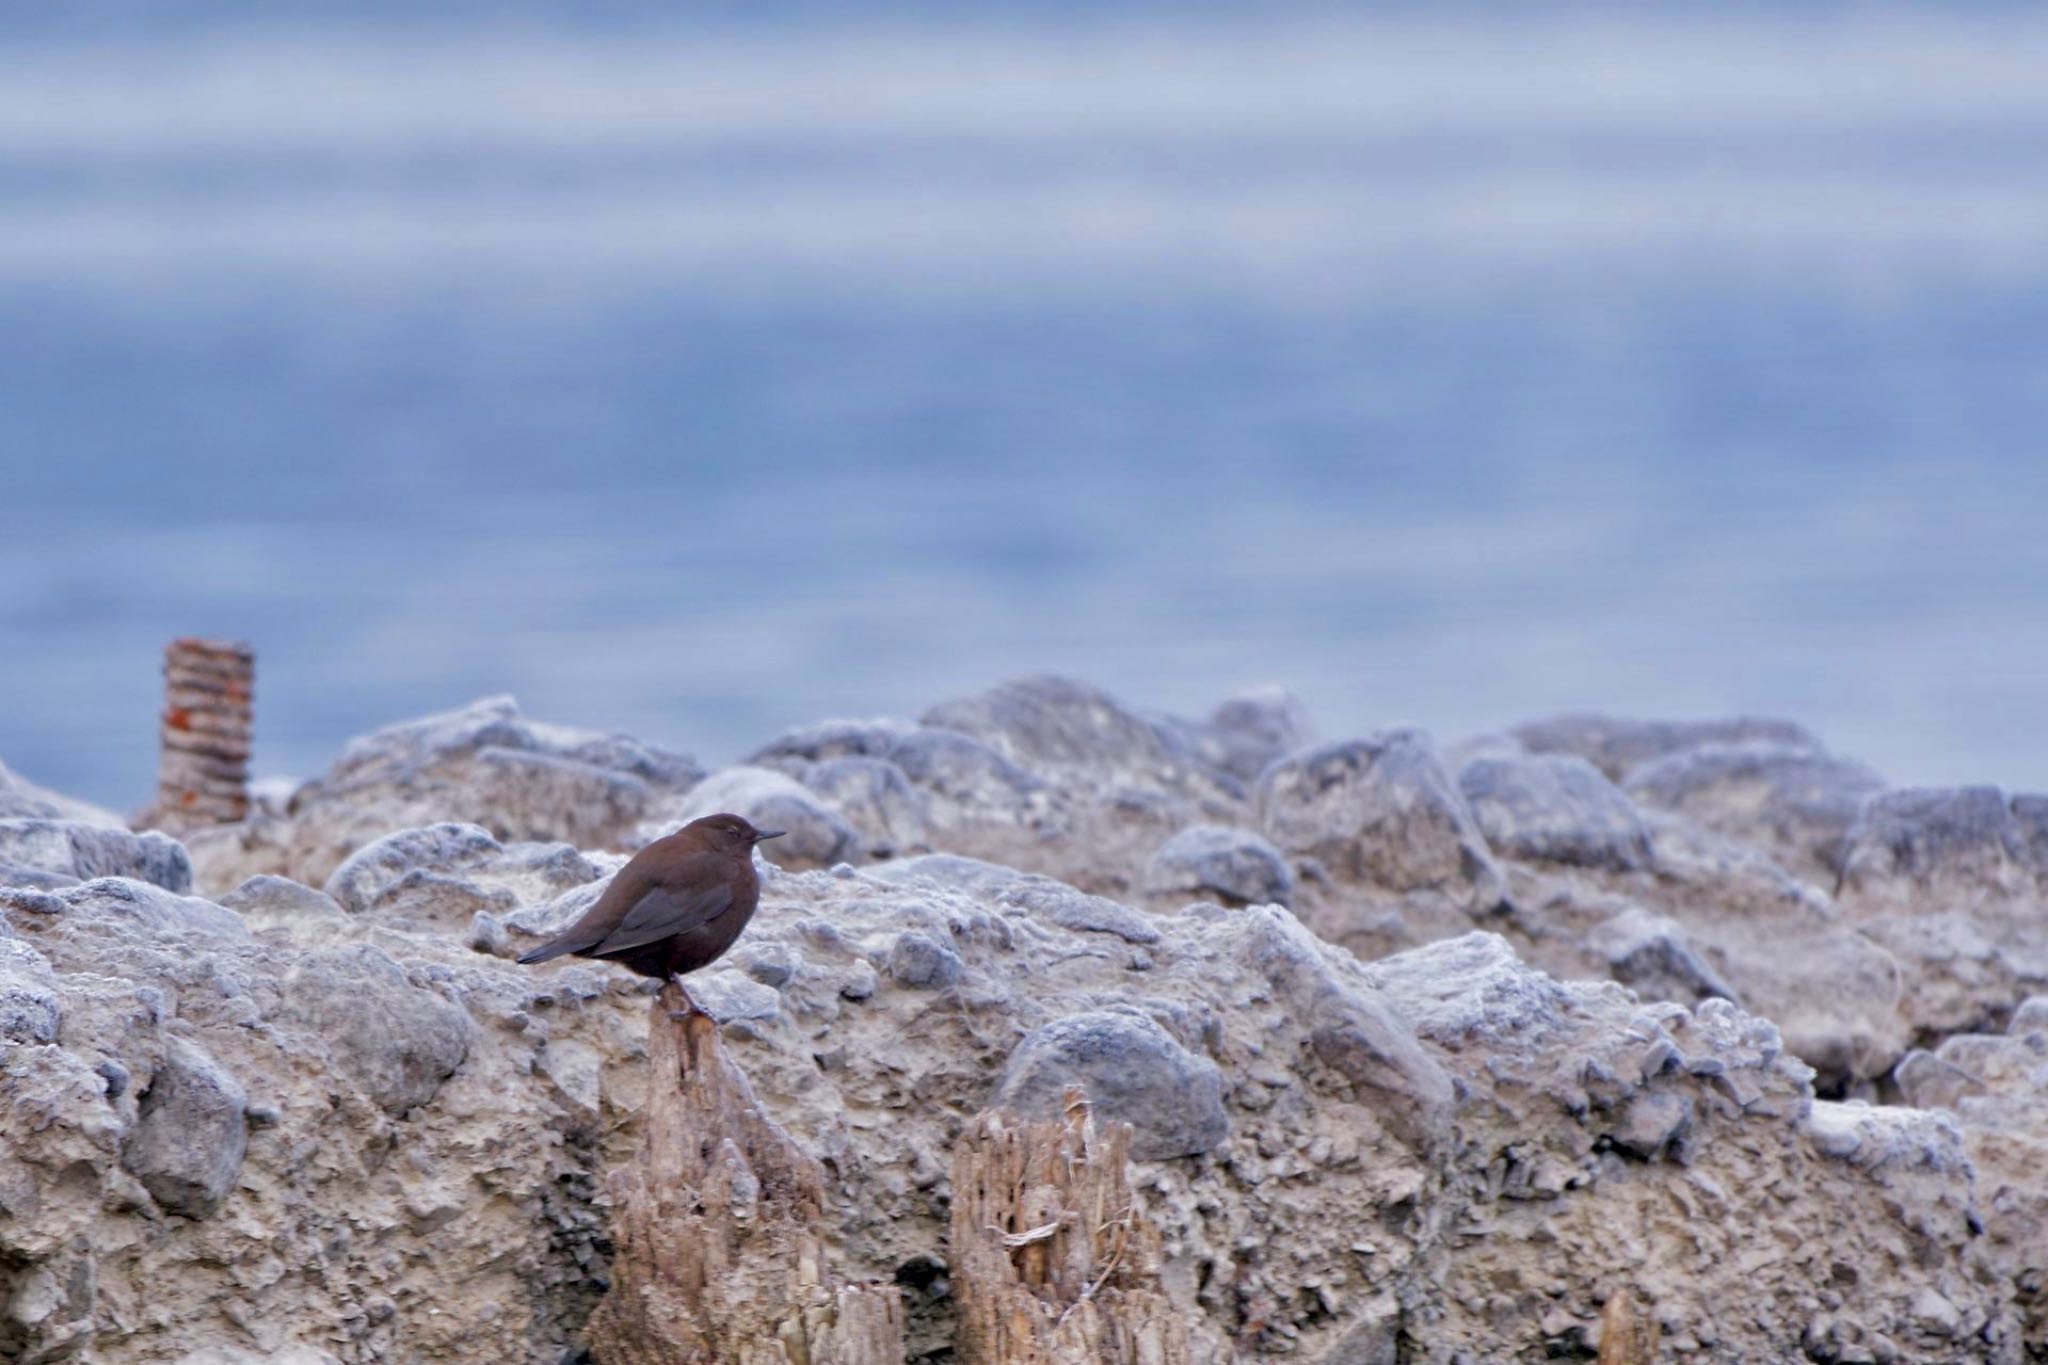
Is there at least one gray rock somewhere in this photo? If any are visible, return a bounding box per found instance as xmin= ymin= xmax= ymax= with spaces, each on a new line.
xmin=2 ymin=682 xmax=2036 ymax=1364
xmin=1306 ymin=1010 xmax=1454 ymax=1157
xmin=174 ymin=1349 xmax=343 ymax=1365
xmin=0 ymin=862 xmax=78 ymax=891
xmin=1144 ymin=824 xmax=1293 ymax=907
xmin=351 ymin=870 xmax=518 ymax=932
xmin=1855 ymin=912 xmax=2032 ymax=1044
xmin=923 ymin=675 xmax=1232 ymax=801
xmin=1590 ymin=907 xmax=1740 ymax=1006
xmin=1360 ymin=932 xmax=1572 ymax=1052
xmin=364 ymin=839 xmax=609 ymax=942
xmin=120 ymin=1036 xmax=248 ymax=1218
xmin=1803 ymin=1101 xmax=1968 ymax=1176
xmin=1458 ymin=753 xmax=1652 ymax=871
xmin=1088 ymin=783 xmax=1193 ymax=839
xmin=316 ymin=694 xmax=695 ymax=796
xmin=178 ymin=806 xmax=295 ymax=899
xmin=1210 ymin=685 xmax=1317 ymax=754
xmin=467 ymin=747 xmax=653 ymax=850
xmin=995 ymin=877 xmax=1161 ymax=945
xmin=1893 ymin=1049 xmax=1983 ymax=1112
xmin=217 ymin=875 xmax=346 ymax=932
xmin=885 ymin=931 xmax=963 ymax=989
xmin=322 ymin=823 xmax=503 ymax=914
xmin=282 ymin=695 xmax=701 ymax=884
xmin=506 ymin=878 xmax=607 ymax=944
xmin=0 ymin=937 xmax=60 ymax=1044
xmin=991 ymin=1010 xmax=1228 ymax=1160
xmin=0 ymin=885 xmax=68 ymax=919
xmin=1625 ymin=742 xmax=1884 ymax=878
xmin=838 ymin=960 xmax=878 ymax=1002
xmin=1838 ymin=786 xmax=2039 ymax=916
xmin=1323 ymin=1295 xmax=1402 ymax=1365
xmin=1513 ymin=714 xmax=1823 ymax=782
xmin=1889 ymin=1004 xmax=2048 ymax=1338
xmin=749 ymin=718 xmax=918 ymax=765
xmin=465 ymin=910 xmax=510 ymax=958
xmin=800 ymin=757 xmax=930 ymax=857
xmin=57 ymin=877 xmax=251 ymax=943
xmin=685 ymin=970 xmax=782 ymax=1025
xmin=731 ymin=940 xmax=801 ymax=989
xmin=670 ymin=766 xmax=861 ymax=868
xmin=866 ymin=852 xmax=1026 ymax=898
xmin=2010 ymin=995 xmax=2048 ymax=1038
xmin=1612 ymin=1090 xmax=1693 ymax=1160
xmin=314 ymin=695 xmax=543 ymax=785
xmin=0 ymin=820 xmax=193 ymax=893
xmin=884 ymin=728 xmax=1046 ymax=818
xmin=284 ymin=946 xmax=472 ymax=1114
xmin=1256 ymin=730 xmax=1507 ymax=912
xmin=1228 ymin=908 xmax=1455 ymax=1154
xmin=534 ymin=1038 xmax=603 ymax=1124
xmin=1709 ymin=924 xmax=1911 ymax=1090
xmin=441 ymin=844 xmax=596 ymax=934
xmin=2011 ymin=794 xmax=2048 ymax=873
xmin=549 ymin=731 xmax=703 ymax=790
xmin=1166 ymin=686 xmax=1317 ymax=785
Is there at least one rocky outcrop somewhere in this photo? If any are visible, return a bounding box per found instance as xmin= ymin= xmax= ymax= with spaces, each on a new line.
xmin=989 ymin=1012 xmax=1228 ymax=1161
xmin=0 ymin=840 xmax=636 ymax=1364
xmin=0 ymin=849 xmax=2026 ymax=1361
xmin=106 ymin=677 xmax=2048 ymax=1094
xmin=1838 ymin=785 xmax=2046 ymax=917
xmin=661 ymin=765 xmax=863 ymax=869
xmin=1143 ymin=824 xmax=1293 ymax=907
xmin=1894 ymin=998 xmax=2048 ymax=1347
xmin=118 ymin=1035 xmax=249 ymax=1219
xmin=922 ymin=675 xmax=1242 ymax=813
xmin=1458 ymin=754 xmax=1650 ymax=872
xmin=1511 ymin=713 xmax=1822 ymax=783
xmin=0 ymin=819 xmax=193 ymax=893
xmin=6 ymin=678 xmax=2048 ymax=1361
xmin=1257 ymin=730 xmax=1507 ymax=913
xmin=211 ymin=695 xmax=704 ymax=893
xmin=1625 ymin=741 xmax=1885 ymax=881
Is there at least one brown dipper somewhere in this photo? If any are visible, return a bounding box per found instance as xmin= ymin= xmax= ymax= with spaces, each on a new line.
xmin=517 ymin=813 xmax=782 ymax=983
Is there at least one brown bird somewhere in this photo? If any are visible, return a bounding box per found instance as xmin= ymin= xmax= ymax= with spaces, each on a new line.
xmin=517 ymin=813 xmax=782 ymax=987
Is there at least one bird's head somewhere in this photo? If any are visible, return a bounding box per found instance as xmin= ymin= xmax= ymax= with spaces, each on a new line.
xmin=688 ymin=812 xmax=786 ymax=852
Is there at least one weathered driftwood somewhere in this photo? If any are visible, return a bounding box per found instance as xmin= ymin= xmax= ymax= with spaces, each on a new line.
xmin=1595 ymin=1288 xmax=1660 ymax=1365
xmin=950 ymin=1089 xmax=1189 ymax=1365
xmin=145 ymin=636 xmax=254 ymax=832
xmin=589 ymin=984 xmax=905 ymax=1365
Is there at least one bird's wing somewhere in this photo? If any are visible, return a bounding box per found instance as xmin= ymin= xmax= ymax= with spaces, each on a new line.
xmin=515 ymin=858 xmax=661 ymax=964
xmin=587 ymin=866 xmax=738 ymax=957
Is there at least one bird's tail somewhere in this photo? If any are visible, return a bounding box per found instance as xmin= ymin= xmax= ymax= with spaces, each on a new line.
xmin=517 ymin=938 xmax=582 ymax=965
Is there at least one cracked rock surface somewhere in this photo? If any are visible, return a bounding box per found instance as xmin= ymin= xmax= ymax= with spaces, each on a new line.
xmin=1 ymin=677 xmax=2045 ymax=1361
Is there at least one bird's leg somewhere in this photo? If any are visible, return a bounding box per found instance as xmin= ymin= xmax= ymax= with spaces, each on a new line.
xmin=666 ymin=975 xmax=702 ymax=1021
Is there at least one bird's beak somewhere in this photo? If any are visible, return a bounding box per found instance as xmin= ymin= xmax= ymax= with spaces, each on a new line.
xmin=754 ymin=829 xmax=786 ymax=842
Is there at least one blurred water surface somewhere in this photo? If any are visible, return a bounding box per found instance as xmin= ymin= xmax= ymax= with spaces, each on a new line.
xmin=3 ymin=6 xmax=2047 ymax=808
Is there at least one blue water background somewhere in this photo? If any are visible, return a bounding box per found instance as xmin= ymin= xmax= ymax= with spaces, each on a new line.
xmin=2 ymin=7 xmax=2046 ymax=809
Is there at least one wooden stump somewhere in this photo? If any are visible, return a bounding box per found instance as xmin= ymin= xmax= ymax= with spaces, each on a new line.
xmin=588 ymin=985 xmax=905 ymax=1365
xmin=1595 ymin=1289 xmax=1660 ymax=1365
xmin=144 ymin=637 xmax=253 ymax=832
xmin=950 ymin=1089 xmax=1189 ymax=1365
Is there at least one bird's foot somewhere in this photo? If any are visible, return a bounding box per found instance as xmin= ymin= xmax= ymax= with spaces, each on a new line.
xmin=665 ymin=977 xmax=702 ymax=1022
